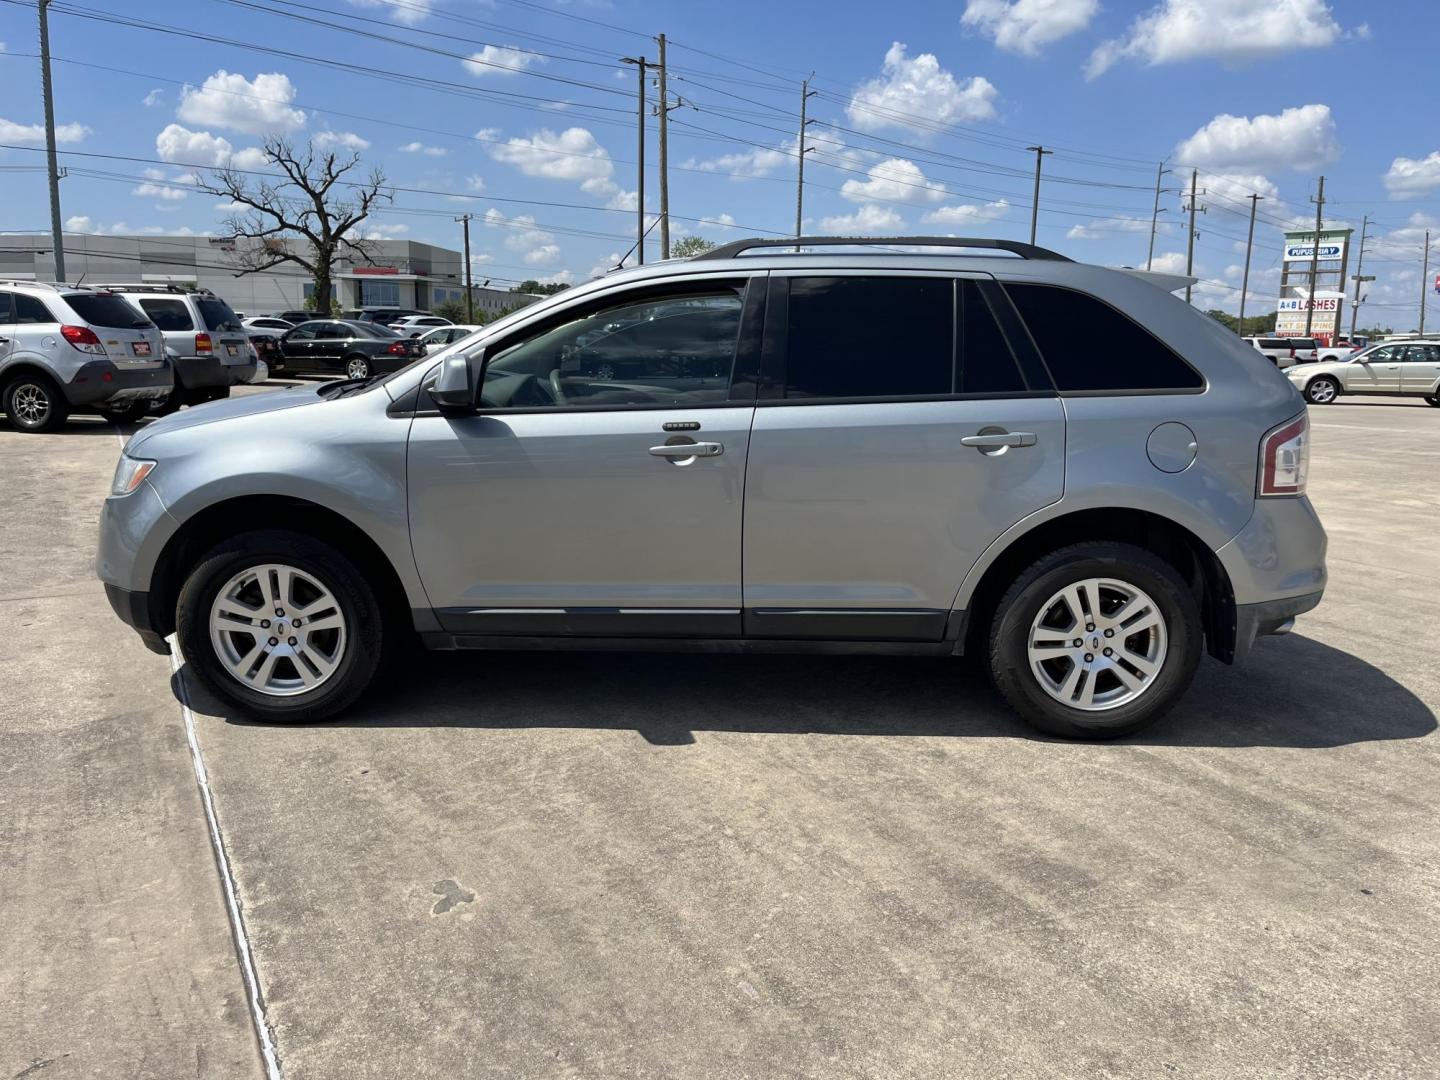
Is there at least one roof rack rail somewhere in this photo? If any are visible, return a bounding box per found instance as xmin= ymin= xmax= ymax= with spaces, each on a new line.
xmin=0 ymin=279 xmax=91 ymax=292
xmin=85 ymin=282 xmax=212 ymax=295
xmin=694 ymin=235 xmax=1071 ymax=262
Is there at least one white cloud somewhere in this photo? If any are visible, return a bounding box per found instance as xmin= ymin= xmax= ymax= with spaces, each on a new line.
xmin=399 ymin=141 xmax=448 ymax=156
xmin=156 ymin=124 xmax=269 ymax=170
xmin=65 ymin=215 xmax=93 ymax=232
xmin=177 ymin=70 xmax=306 ymax=135
xmin=921 ymin=199 xmax=1010 ymax=226
xmin=684 ymin=143 xmax=792 ymax=179
xmin=484 ymin=207 xmax=563 ymax=266
xmin=0 ymin=118 xmax=88 ymax=144
xmin=1202 ymin=172 xmax=1281 ymax=203
xmin=1067 ymin=214 xmax=1156 ymax=240
xmin=466 ymin=174 xmax=486 ymax=191
xmin=847 ymin=43 xmax=999 ymax=134
xmin=133 ymin=180 xmax=188 ymax=203
xmin=489 ymin=126 xmax=632 ymax=207
xmin=362 ymin=223 xmax=409 ymax=239
xmin=346 ymin=0 xmax=432 ymax=24
xmin=1148 ymin=251 xmax=1189 ymax=274
xmin=1384 ymin=152 xmax=1440 ymax=199
xmin=841 ymin=158 xmax=947 ymax=204
xmin=588 ymin=253 xmax=623 ymax=279
xmin=961 ymin=0 xmax=1098 ymax=55
xmin=698 ymin=213 xmax=737 ymax=231
xmin=214 ymin=200 xmax=248 ymax=212
xmin=819 ymin=203 xmax=906 ymax=235
xmin=143 ymin=88 xmax=163 ymax=108
xmin=1087 ymin=0 xmax=1345 ymax=78
xmin=313 ymin=131 xmax=371 ymax=151
xmin=464 ymin=45 xmax=539 ymax=77
xmin=1175 ymin=105 xmax=1337 ymax=172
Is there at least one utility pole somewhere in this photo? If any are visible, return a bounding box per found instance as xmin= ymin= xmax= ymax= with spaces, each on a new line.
xmin=656 ymin=34 xmax=670 ymax=259
xmin=1304 ymin=175 xmax=1325 ymax=338
xmin=1422 ymin=230 xmax=1431 ymax=336
xmin=1237 ymin=192 xmax=1263 ymax=333
xmin=795 ymin=75 xmax=817 ymax=239
xmin=38 ymin=0 xmax=66 ymax=282
xmin=454 ymin=213 xmax=473 ymax=323
xmin=1025 ymin=146 xmax=1053 ymax=245
xmin=1146 ymin=160 xmax=1170 ymax=271
xmin=1182 ymin=170 xmax=1205 ymax=305
xmin=1348 ymin=214 xmax=1372 ymax=341
xmin=619 ymin=54 xmax=649 ymax=264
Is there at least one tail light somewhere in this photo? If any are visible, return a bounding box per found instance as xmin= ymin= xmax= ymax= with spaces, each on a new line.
xmin=195 ymin=332 xmax=213 ymax=354
xmin=1288 ymin=346 xmax=1296 ymax=359
xmin=1258 ymin=413 xmax=1309 ymax=497
xmin=387 ymin=342 xmax=407 ymax=355
xmin=60 ymin=325 xmax=106 ymax=355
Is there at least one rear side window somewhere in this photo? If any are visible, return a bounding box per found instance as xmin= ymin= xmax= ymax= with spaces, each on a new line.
xmin=1259 ymin=338 xmax=1287 ymax=350
xmin=13 ymin=294 xmax=56 ymax=324
xmin=1004 ymin=283 xmax=1203 ymax=392
xmin=139 ymin=298 xmax=194 ymax=331
xmin=195 ymin=297 xmax=242 ymax=332
xmin=0 ymin=292 xmax=12 ymax=321
xmin=783 ymin=276 xmax=952 ymax=398
xmin=64 ymin=292 xmax=148 ymax=328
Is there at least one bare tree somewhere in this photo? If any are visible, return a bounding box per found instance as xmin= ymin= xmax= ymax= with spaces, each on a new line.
xmin=202 ymin=137 xmax=391 ymax=313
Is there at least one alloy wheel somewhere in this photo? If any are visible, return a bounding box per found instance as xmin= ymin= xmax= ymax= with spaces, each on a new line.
xmin=1026 ymin=577 xmax=1168 ymax=712
xmin=346 ymin=358 xmax=371 ymax=380
xmin=208 ymin=563 xmax=347 ymax=697
xmin=11 ymin=383 xmax=51 ymax=427
xmin=1308 ymin=380 xmax=1337 ymax=404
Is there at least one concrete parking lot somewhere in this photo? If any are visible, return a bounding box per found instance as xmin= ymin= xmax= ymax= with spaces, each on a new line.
xmin=3 ymin=386 xmax=1438 ymax=1078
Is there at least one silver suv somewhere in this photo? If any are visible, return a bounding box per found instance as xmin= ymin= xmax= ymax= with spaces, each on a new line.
xmin=97 ymin=237 xmax=1327 ymax=739
xmin=91 ymin=284 xmax=256 ymax=411
xmin=1 ymin=281 xmax=172 ymax=431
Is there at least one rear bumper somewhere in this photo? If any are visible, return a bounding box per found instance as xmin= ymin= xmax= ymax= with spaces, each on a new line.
xmin=103 ymin=582 xmax=171 ymax=655
xmin=64 ymin=360 xmax=174 ymax=406
xmin=1232 ymin=590 xmax=1323 ymax=665
xmin=176 ymin=354 xmax=257 ymax=388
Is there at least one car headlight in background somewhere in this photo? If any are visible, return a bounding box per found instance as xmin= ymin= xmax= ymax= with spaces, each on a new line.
xmin=111 ymin=456 xmax=157 ymax=496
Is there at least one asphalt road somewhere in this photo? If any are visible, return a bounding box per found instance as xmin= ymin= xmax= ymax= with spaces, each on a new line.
xmin=3 ymin=385 xmax=1438 ymax=1079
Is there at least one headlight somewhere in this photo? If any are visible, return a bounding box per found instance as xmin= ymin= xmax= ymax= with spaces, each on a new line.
xmin=111 ymin=455 xmax=156 ymax=496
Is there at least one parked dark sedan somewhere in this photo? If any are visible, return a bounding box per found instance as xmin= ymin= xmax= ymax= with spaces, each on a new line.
xmin=278 ymin=320 xmax=426 ymax=378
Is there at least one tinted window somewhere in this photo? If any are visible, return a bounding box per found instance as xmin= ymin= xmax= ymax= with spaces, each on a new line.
xmin=313 ymin=323 xmax=346 ymax=339
xmin=0 ymin=292 xmax=12 ymax=321
xmin=352 ymin=322 xmax=401 ymax=338
xmin=13 ymin=294 xmax=56 ymax=324
xmin=65 ymin=292 xmax=149 ymax=328
xmin=139 ymin=298 xmax=194 ymax=331
xmin=195 ymin=297 xmax=242 ymax=332
xmin=1258 ymin=338 xmax=1286 ymax=350
xmin=1291 ymin=338 xmax=1317 ymax=350
xmin=784 ymin=276 xmax=952 ymax=399
xmin=481 ymin=289 xmax=743 ymax=409
xmin=286 ymin=325 xmax=315 ymax=340
xmin=958 ymin=281 xmax=1026 ymax=394
xmin=1004 ymin=283 xmax=1203 ymax=392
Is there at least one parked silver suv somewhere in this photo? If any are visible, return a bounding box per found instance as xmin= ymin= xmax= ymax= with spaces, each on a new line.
xmin=97 ymin=238 xmax=1327 ymax=738
xmin=1 ymin=281 xmax=171 ymax=431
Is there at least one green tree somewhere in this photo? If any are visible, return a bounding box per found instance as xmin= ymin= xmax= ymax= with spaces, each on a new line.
xmin=512 ymin=279 xmax=571 ymax=296
xmin=1204 ymin=309 xmax=1275 ymax=336
xmin=671 ymin=235 xmax=716 ymax=257
xmin=432 ymin=297 xmax=470 ymax=323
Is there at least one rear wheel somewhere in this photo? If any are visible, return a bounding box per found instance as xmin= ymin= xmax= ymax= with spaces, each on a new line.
xmin=987 ymin=542 xmax=1203 ymax=739
xmin=176 ymin=530 xmax=385 ymax=722
xmin=3 ymin=372 xmax=69 ymax=433
xmin=344 ymin=355 xmax=372 ymax=380
xmin=1426 ymin=394 xmax=1440 ymax=408
xmin=1305 ymin=376 xmax=1339 ymax=405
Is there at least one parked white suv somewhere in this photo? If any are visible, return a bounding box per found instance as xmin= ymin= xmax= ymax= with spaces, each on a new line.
xmin=1287 ymin=340 xmax=1440 ymax=405
xmin=1243 ymin=336 xmax=1299 ymax=369
xmin=1 ymin=281 xmax=171 ymax=431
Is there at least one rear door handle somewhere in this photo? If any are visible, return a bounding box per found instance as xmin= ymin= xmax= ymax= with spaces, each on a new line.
xmin=961 ymin=431 xmax=1037 ymax=448
xmin=649 ymin=441 xmax=724 ymax=458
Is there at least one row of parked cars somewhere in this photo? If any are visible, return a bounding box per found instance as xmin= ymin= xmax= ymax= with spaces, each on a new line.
xmin=0 ymin=281 xmax=482 ymax=432
xmin=1240 ymin=332 xmax=1440 ymax=405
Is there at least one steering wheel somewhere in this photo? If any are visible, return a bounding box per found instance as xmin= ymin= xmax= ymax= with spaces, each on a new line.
xmin=548 ymin=368 xmax=567 ymax=403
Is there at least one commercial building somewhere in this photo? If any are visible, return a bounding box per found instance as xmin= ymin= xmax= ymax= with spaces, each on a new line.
xmin=0 ymin=233 xmax=540 ymax=317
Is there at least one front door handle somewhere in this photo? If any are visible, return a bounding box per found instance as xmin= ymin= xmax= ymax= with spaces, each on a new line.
xmin=961 ymin=431 xmax=1037 ymax=448
xmin=649 ymin=441 xmax=724 ymax=458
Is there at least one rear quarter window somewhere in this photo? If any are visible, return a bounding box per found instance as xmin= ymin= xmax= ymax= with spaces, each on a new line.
xmin=64 ymin=292 xmax=150 ymax=329
xmin=1003 ymin=283 xmax=1204 ymax=393
xmin=139 ymin=298 xmax=195 ymax=331
xmin=196 ymin=298 xmax=243 ymax=332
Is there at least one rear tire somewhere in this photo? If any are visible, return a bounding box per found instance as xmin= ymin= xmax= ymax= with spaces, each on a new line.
xmin=1305 ymin=376 xmax=1340 ymax=405
xmin=176 ymin=530 xmax=385 ymax=722
xmin=1426 ymin=394 xmax=1440 ymax=408
xmin=3 ymin=372 xmax=69 ymax=433
xmin=987 ymin=541 xmax=1203 ymax=739
xmin=344 ymin=355 xmax=372 ymax=380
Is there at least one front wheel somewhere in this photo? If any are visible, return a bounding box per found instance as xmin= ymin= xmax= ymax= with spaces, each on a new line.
xmin=987 ymin=542 xmax=1203 ymax=739
xmin=176 ymin=530 xmax=385 ymax=722
xmin=3 ymin=372 xmax=69 ymax=433
xmin=1305 ymin=376 xmax=1340 ymax=405
xmin=1426 ymin=394 xmax=1440 ymax=408
xmin=345 ymin=355 xmax=372 ymax=380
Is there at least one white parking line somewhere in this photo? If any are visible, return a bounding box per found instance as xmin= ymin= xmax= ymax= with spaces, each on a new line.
xmin=168 ymin=637 xmax=285 ymax=1080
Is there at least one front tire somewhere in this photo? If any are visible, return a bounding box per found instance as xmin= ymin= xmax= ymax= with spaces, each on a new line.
xmin=987 ymin=542 xmax=1203 ymax=739
xmin=1305 ymin=376 xmax=1340 ymax=405
xmin=344 ymin=355 xmax=372 ymax=380
xmin=3 ymin=372 xmax=69 ymax=433
xmin=176 ymin=530 xmax=385 ymax=722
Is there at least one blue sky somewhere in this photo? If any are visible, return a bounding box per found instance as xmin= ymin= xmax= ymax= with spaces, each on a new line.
xmin=2 ymin=0 xmax=1439 ymax=326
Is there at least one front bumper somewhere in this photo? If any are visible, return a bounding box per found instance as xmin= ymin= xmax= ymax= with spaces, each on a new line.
xmin=64 ymin=360 xmax=173 ymax=406
xmin=104 ymin=582 xmax=170 ymax=655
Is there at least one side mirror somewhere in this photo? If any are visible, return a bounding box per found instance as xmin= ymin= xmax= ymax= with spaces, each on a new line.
xmin=432 ymin=349 xmax=484 ymax=413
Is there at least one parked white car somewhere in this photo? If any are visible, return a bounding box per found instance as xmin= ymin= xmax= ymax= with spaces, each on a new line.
xmin=1286 ymin=340 xmax=1440 ymax=405
xmin=242 ymin=316 xmax=296 ymax=333
xmin=416 ymin=324 xmax=483 ymax=352
xmin=389 ymin=315 xmax=452 ymax=337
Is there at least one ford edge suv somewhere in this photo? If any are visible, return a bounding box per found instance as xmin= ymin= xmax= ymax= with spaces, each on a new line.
xmin=97 ymin=237 xmax=1327 ymax=739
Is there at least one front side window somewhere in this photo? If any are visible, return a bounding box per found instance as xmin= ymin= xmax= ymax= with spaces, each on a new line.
xmin=480 ymin=288 xmax=743 ymax=410
xmin=139 ymin=298 xmax=194 ymax=331
xmin=1004 ymin=283 xmax=1204 ymax=393
xmin=1364 ymin=346 xmax=1399 ymax=363
xmin=287 ymin=325 xmax=315 ymax=341
xmin=314 ymin=323 xmax=346 ymax=339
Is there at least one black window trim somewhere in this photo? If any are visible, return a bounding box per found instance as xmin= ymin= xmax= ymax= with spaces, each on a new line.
xmin=755 ymin=271 xmax=1054 ymax=406
xmin=999 ymin=279 xmax=1209 ymax=397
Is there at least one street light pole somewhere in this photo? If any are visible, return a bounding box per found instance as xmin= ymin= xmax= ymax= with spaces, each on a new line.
xmin=795 ymin=75 xmax=816 ymax=239
xmin=1304 ymin=175 xmax=1325 ymax=339
xmin=38 ymin=0 xmax=66 ymax=282
xmin=1349 ymin=214 xmax=1371 ymax=342
xmin=1025 ymin=145 xmax=1052 ymax=246
xmin=1238 ymin=192 xmax=1262 ymax=333
xmin=1146 ymin=160 xmax=1169 ymax=271
xmin=454 ymin=213 xmax=473 ymax=323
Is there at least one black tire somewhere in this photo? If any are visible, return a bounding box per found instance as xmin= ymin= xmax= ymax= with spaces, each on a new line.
xmin=1426 ymin=394 xmax=1440 ymax=408
xmin=1304 ymin=376 xmax=1340 ymax=405
xmin=343 ymin=355 xmax=372 ymax=380
xmin=3 ymin=372 xmax=69 ymax=433
xmin=97 ymin=400 xmax=152 ymax=424
xmin=176 ymin=529 xmax=386 ymax=722
xmin=987 ymin=541 xmax=1203 ymax=740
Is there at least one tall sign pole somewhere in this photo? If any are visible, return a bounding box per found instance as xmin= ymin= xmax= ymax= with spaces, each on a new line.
xmin=1304 ymin=175 xmax=1325 ymax=338
xmin=39 ymin=0 xmax=66 ymax=282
